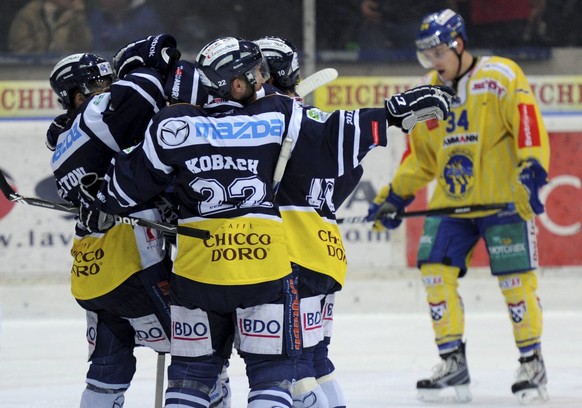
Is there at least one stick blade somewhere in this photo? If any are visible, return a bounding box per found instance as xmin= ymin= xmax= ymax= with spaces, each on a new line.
xmin=296 ymin=68 xmax=338 ymax=97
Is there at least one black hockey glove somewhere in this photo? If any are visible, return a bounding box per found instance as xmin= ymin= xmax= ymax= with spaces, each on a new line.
xmin=152 ymin=191 xmax=179 ymax=247
xmin=113 ymin=34 xmax=181 ymax=80
xmin=46 ymin=113 xmax=70 ymax=151
xmin=78 ymin=173 xmax=115 ymax=233
xmin=385 ymin=85 xmax=455 ymax=133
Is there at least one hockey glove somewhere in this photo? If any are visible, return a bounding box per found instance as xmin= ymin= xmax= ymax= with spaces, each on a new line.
xmin=385 ymin=85 xmax=454 ymax=133
xmin=113 ymin=34 xmax=181 ymax=80
xmin=152 ymin=191 xmax=179 ymax=247
xmin=512 ymin=159 xmax=549 ymax=221
xmin=366 ymin=185 xmax=414 ymax=231
xmin=78 ymin=173 xmax=114 ymax=233
xmin=46 ymin=113 xmax=70 ymax=151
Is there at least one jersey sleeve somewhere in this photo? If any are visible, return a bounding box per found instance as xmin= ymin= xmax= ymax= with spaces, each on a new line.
xmin=97 ymin=117 xmax=175 ymax=214
xmin=104 ymin=67 xmax=168 ymax=149
xmin=286 ymin=106 xmax=388 ymax=178
xmin=503 ymin=62 xmax=550 ymax=171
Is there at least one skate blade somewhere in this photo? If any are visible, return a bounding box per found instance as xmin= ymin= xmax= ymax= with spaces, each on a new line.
xmin=514 ymin=385 xmax=549 ymax=405
xmin=417 ymin=385 xmax=472 ymax=403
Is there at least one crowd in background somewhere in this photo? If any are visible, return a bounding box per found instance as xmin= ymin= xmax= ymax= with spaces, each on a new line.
xmin=1 ymin=0 xmax=581 ymax=59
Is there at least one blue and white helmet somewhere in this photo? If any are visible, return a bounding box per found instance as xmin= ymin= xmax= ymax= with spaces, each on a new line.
xmin=195 ymin=37 xmax=270 ymax=99
xmin=416 ymin=9 xmax=467 ymax=68
xmin=49 ymin=53 xmax=114 ymax=110
xmin=254 ymin=36 xmax=300 ymax=92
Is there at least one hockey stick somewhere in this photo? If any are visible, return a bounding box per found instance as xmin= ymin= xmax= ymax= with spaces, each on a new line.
xmin=0 ymin=170 xmax=210 ymax=239
xmin=154 ymin=353 xmax=165 ymax=408
xmin=272 ymin=135 xmax=293 ymax=194
xmin=337 ymin=203 xmax=512 ymax=224
xmin=295 ymin=68 xmax=338 ymax=97
xmin=272 ymin=68 xmax=339 ymax=193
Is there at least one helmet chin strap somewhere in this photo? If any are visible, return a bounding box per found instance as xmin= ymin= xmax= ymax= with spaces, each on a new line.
xmin=453 ymin=46 xmax=464 ymax=80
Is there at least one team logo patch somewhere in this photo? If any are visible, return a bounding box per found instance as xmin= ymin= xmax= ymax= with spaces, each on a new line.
xmin=306 ymin=108 xmax=331 ymax=122
xmin=508 ymin=301 xmax=527 ymax=323
xmin=440 ymin=150 xmax=474 ymax=199
xmin=430 ymin=301 xmax=447 ymax=321
xmin=160 ymin=119 xmax=189 ymax=146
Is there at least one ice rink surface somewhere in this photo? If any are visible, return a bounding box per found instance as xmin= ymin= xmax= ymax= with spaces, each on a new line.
xmin=1 ymin=274 xmax=581 ymax=408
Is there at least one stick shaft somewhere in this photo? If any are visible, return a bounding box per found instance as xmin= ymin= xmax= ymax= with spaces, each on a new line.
xmin=155 ymin=353 xmax=165 ymax=408
xmin=0 ymin=170 xmax=209 ymax=239
xmin=337 ymin=203 xmax=512 ymax=224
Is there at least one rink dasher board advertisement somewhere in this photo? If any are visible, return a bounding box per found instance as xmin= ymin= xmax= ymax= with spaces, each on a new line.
xmin=1 ymin=123 xmax=580 ymax=279
xmin=1 ymin=76 xmax=582 ymax=118
xmin=0 ymin=101 xmax=581 ymax=280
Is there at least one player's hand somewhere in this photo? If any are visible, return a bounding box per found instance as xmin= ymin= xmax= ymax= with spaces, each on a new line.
xmin=366 ymin=185 xmax=414 ymax=231
xmin=46 ymin=113 xmax=70 ymax=151
xmin=385 ymin=85 xmax=454 ymax=133
xmin=78 ymin=173 xmax=114 ymax=233
xmin=113 ymin=34 xmax=181 ymax=80
xmin=512 ymin=159 xmax=549 ymax=221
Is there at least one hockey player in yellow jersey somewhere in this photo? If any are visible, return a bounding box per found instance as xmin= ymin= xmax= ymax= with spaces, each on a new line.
xmin=366 ymin=9 xmax=550 ymax=405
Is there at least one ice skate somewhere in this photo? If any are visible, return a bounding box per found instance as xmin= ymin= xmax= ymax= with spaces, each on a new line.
xmin=512 ymin=349 xmax=549 ymax=404
xmin=416 ymin=342 xmax=471 ymax=403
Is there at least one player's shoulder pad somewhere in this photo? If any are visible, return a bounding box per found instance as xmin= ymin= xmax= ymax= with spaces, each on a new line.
xmin=479 ymin=56 xmax=522 ymax=81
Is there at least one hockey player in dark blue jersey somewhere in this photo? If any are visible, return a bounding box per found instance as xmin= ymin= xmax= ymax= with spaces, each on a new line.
xmin=77 ymin=37 xmax=453 ymax=408
xmin=46 ymin=35 xmax=210 ymax=408
xmin=255 ymin=35 xmax=350 ymax=408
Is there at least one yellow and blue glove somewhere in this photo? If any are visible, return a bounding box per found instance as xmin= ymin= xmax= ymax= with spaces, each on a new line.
xmin=366 ymin=185 xmax=414 ymax=231
xmin=512 ymin=159 xmax=549 ymax=221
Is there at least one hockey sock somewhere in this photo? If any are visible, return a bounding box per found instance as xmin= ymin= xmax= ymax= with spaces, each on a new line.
xmin=317 ymin=373 xmax=346 ymax=408
xmin=497 ymin=271 xmax=543 ymax=353
xmin=420 ymin=264 xmax=464 ymax=352
xmin=292 ymin=377 xmax=329 ymax=408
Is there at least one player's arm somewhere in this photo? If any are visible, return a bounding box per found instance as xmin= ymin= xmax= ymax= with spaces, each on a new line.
xmin=506 ymin=63 xmax=550 ymax=220
xmin=95 ymin=124 xmax=175 ymax=215
xmin=366 ymin=132 xmax=437 ymax=231
xmin=287 ymin=85 xmax=453 ymax=178
xmin=104 ymin=67 xmax=168 ymax=148
xmin=508 ymin=64 xmax=550 ymax=171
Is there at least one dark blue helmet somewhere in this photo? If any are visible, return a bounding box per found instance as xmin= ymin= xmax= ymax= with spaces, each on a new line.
xmin=195 ymin=37 xmax=270 ymax=99
xmin=254 ymin=36 xmax=300 ymax=92
xmin=416 ymin=9 xmax=467 ymax=68
xmin=49 ymin=53 xmax=114 ymax=110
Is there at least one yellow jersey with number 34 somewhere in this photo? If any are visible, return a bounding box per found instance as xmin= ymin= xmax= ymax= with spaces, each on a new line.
xmin=392 ymin=56 xmax=550 ymax=215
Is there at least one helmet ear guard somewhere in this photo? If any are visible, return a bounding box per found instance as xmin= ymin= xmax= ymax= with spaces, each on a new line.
xmin=50 ymin=53 xmax=114 ymax=109
xmin=415 ymin=9 xmax=467 ymax=68
xmin=195 ymin=37 xmax=269 ymax=99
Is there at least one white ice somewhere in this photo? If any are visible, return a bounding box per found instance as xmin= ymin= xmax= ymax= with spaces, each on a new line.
xmin=1 ymin=272 xmax=581 ymax=408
